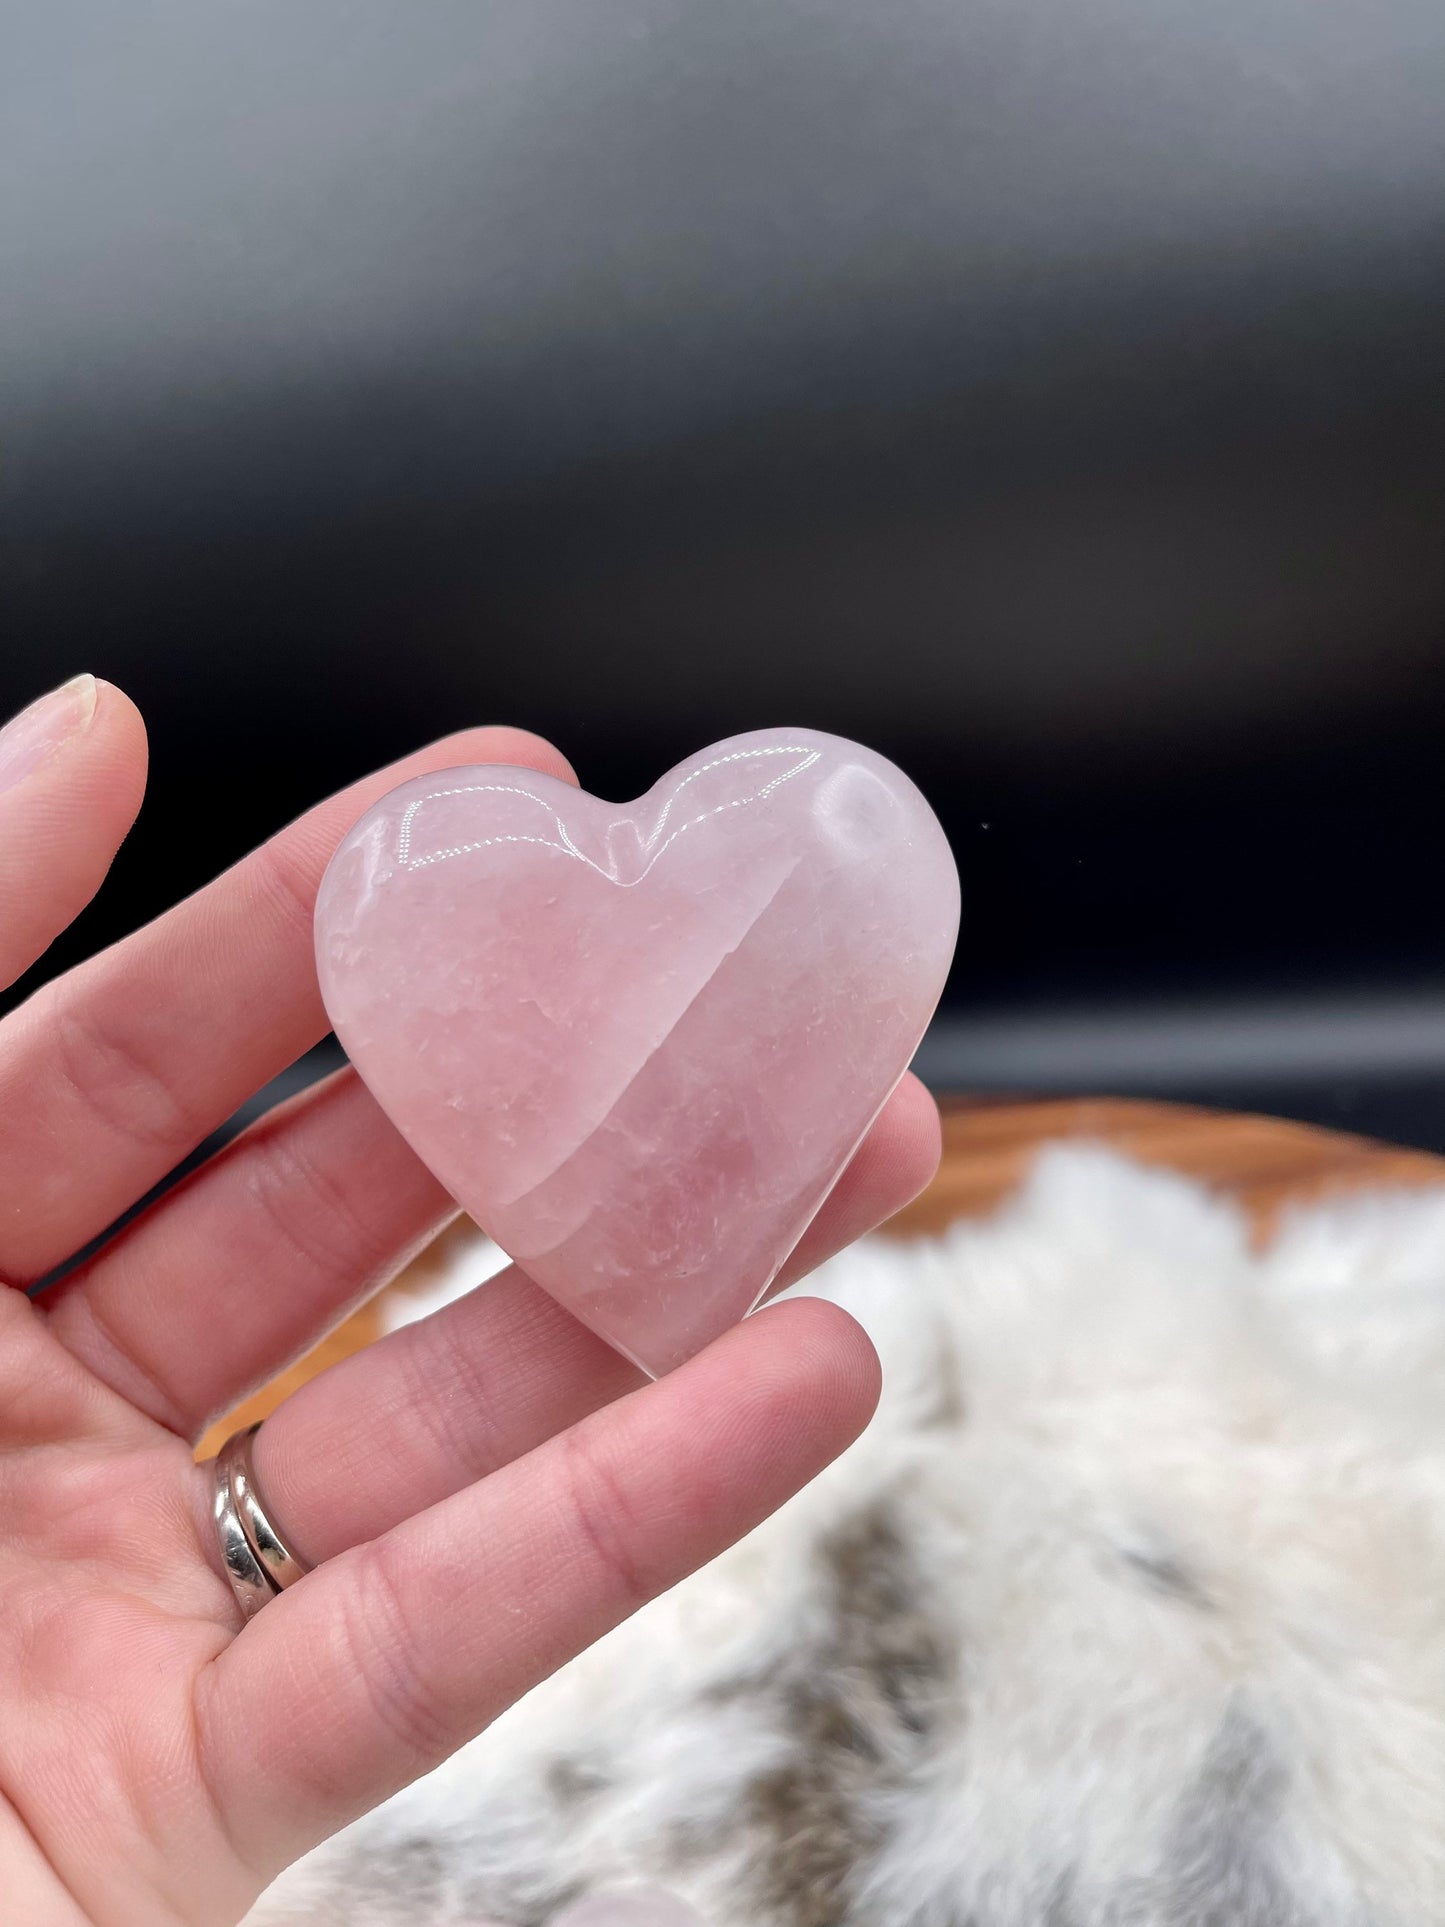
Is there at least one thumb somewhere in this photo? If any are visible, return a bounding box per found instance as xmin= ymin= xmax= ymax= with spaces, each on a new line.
xmin=0 ymin=675 xmax=148 ymax=991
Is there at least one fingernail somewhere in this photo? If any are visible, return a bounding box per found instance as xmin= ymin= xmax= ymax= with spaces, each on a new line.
xmin=0 ymin=675 xmax=98 ymax=796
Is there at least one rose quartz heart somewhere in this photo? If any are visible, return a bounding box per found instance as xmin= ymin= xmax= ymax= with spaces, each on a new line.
xmin=315 ymin=728 xmax=958 ymax=1375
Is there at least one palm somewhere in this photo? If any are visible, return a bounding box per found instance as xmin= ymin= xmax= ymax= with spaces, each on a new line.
xmin=0 ymin=1317 xmax=245 ymax=1922
xmin=0 ymin=681 xmax=937 ymax=1926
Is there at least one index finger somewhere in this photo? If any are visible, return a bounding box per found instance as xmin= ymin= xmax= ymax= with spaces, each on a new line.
xmin=0 ymin=677 xmax=148 ymax=996
xmin=0 ymin=720 xmax=574 ymax=1283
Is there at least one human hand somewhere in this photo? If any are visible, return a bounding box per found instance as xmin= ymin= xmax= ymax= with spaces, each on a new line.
xmin=0 ymin=679 xmax=941 ymax=1925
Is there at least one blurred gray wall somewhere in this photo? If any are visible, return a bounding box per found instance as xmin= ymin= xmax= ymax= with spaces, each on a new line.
xmin=4 ymin=0 xmax=1444 ymax=1140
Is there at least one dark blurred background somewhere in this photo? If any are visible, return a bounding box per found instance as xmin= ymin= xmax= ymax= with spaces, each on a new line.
xmin=4 ymin=1 xmax=1444 ymax=1147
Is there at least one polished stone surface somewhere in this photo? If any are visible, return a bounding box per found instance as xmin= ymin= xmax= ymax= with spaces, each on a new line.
xmin=315 ymin=728 xmax=958 ymax=1374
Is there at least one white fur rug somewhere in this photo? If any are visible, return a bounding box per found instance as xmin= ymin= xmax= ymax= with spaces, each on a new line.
xmin=251 ymin=1146 xmax=1445 ymax=1926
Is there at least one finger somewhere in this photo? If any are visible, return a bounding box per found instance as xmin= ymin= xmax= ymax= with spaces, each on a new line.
xmin=235 ymin=1074 xmax=938 ymax=1564
xmin=0 ymin=677 xmax=147 ymax=997
xmin=45 ymin=1064 xmax=933 ymax=1442
xmin=0 ymin=722 xmax=574 ymax=1282
xmin=42 ymin=1067 xmax=455 ymax=1433
xmin=197 ymin=1297 xmax=880 ymax=1873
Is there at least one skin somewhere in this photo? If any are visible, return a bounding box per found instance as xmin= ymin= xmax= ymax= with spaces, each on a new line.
xmin=0 ymin=681 xmax=942 ymax=1925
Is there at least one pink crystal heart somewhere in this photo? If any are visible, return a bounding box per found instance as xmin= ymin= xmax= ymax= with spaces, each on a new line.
xmin=315 ymin=728 xmax=958 ymax=1375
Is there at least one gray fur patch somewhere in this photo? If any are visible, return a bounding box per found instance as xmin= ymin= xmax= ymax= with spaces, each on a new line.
xmin=547 ymin=1756 xmax=611 ymax=1807
xmin=920 ymin=1333 xmax=966 ymax=1431
xmin=731 ymin=1496 xmax=956 ymax=1926
xmin=302 ymin=1832 xmax=577 ymax=1927
xmin=1150 ymin=1707 xmax=1315 ymax=1927
xmin=301 ymin=1836 xmax=446 ymax=1927
xmin=1116 ymin=1539 xmax=1213 ymax=1612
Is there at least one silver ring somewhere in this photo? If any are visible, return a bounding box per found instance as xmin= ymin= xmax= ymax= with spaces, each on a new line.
xmin=213 ymin=1422 xmax=311 ymax=1621
xmin=230 ymin=1422 xmax=310 ymax=1592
